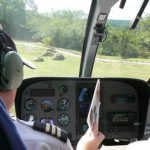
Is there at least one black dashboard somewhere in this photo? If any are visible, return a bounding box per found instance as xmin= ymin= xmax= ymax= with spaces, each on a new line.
xmin=15 ymin=77 xmax=150 ymax=145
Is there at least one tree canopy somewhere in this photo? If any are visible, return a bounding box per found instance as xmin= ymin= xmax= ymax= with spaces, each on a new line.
xmin=0 ymin=0 xmax=149 ymax=58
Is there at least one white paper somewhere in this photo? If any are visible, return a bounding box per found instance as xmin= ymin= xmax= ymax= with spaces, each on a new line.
xmin=87 ymin=79 xmax=101 ymax=129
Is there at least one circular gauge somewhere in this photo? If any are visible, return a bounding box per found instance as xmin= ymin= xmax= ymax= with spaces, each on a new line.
xmin=59 ymin=85 xmax=68 ymax=95
xmin=41 ymin=100 xmax=53 ymax=112
xmin=24 ymin=114 xmax=36 ymax=121
xmin=24 ymin=98 xmax=37 ymax=111
xmin=57 ymin=113 xmax=70 ymax=126
xmin=57 ymin=98 xmax=70 ymax=111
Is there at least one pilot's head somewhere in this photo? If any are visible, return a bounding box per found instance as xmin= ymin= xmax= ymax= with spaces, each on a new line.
xmin=0 ymin=24 xmax=35 ymax=91
xmin=0 ymin=24 xmax=35 ymax=111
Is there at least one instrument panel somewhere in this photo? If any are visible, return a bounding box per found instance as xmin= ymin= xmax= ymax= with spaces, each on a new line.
xmin=15 ymin=77 xmax=150 ymax=145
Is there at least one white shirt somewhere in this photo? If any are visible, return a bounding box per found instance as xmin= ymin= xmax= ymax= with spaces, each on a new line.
xmin=127 ymin=139 xmax=150 ymax=150
xmin=13 ymin=119 xmax=73 ymax=150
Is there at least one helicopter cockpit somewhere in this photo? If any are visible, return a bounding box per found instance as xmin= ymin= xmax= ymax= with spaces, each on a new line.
xmin=0 ymin=0 xmax=150 ymax=149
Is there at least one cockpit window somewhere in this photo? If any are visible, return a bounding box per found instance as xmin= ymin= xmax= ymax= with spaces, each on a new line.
xmin=1 ymin=0 xmax=91 ymax=78
xmin=108 ymin=0 xmax=150 ymax=21
xmin=1 ymin=0 xmax=149 ymax=81
xmin=92 ymin=0 xmax=150 ymax=81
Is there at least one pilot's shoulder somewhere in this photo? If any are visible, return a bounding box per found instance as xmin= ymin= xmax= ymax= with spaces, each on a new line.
xmin=13 ymin=119 xmax=73 ymax=150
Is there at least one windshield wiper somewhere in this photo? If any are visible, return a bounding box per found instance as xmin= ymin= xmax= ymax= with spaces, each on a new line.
xmin=130 ymin=0 xmax=149 ymax=29
xmin=119 ymin=0 xmax=126 ymax=9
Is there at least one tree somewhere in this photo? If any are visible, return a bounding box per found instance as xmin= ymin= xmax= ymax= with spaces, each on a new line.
xmin=0 ymin=0 xmax=26 ymax=37
xmin=99 ymin=27 xmax=121 ymax=56
xmin=99 ymin=15 xmax=150 ymax=59
xmin=26 ymin=10 xmax=86 ymax=50
xmin=24 ymin=0 xmax=37 ymax=11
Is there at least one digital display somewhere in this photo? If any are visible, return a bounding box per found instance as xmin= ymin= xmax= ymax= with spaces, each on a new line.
xmin=30 ymin=89 xmax=55 ymax=97
xmin=109 ymin=112 xmax=136 ymax=126
xmin=77 ymin=87 xmax=94 ymax=134
xmin=111 ymin=94 xmax=135 ymax=103
xmin=79 ymin=88 xmax=94 ymax=102
xmin=79 ymin=88 xmax=94 ymax=117
xmin=112 ymin=113 xmax=128 ymax=123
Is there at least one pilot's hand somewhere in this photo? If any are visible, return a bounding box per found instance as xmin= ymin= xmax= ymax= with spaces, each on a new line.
xmin=76 ymin=123 xmax=105 ymax=150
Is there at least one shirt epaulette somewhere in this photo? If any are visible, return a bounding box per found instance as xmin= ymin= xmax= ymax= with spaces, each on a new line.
xmin=17 ymin=119 xmax=69 ymax=143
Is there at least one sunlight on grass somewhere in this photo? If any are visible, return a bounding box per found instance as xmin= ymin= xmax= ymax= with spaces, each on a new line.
xmin=93 ymin=61 xmax=150 ymax=80
xmin=23 ymin=55 xmax=80 ymax=78
xmin=16 ymin=41 xmax=150 ymax=81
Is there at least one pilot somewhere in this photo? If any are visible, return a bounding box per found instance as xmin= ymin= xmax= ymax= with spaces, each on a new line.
xmin=0 ymin=24 xmax=105 ymax=150
xmin=0 ymin=25 xmax=72 ymax=150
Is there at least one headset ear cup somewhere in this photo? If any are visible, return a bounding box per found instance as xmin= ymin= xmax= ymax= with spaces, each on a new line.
xmin=1 ymin=51 xmax=23 ymax=90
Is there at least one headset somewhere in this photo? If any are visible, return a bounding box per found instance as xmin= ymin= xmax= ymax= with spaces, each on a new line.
xmin=0 ymin=31 xmax=23 ymax=90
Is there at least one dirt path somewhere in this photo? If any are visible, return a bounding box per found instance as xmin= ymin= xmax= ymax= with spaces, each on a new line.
xmin=16 ymin=41 xmax=150 ymax=65
xmin=95 ymin=58 xmax=150 ymax=65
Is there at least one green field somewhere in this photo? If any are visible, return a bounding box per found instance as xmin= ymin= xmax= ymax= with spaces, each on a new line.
xmin=16 ymin=41 xmax=150 ymax=81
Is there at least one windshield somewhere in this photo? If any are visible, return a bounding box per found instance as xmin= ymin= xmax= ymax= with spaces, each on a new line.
xmin=0 ymin=0 xmax=91 ymax=78
xmin=1 ymin=0 xmax=150 ymax=149
xmin=108 ymin=0 xmax=150 ymax=21
xmin=92 ymin=0 xmax=150 ymax=81
xmin=0 ymin=0 xmax=150 ymax=81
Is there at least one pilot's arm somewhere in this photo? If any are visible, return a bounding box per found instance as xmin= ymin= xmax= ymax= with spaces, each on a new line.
xmin=77 ymin=123 xmax=105 ymax=150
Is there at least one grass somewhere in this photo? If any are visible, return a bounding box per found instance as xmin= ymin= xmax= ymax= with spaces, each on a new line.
xmin=15 ymin=41 xmax=150 ymax=81
xmin=93 ymin=61 xmax=150 ymax=80
xmin=23 ymin=55 xmax=80 ymax=78
xmin=16 ymin=42 xmax=81 ymax=78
